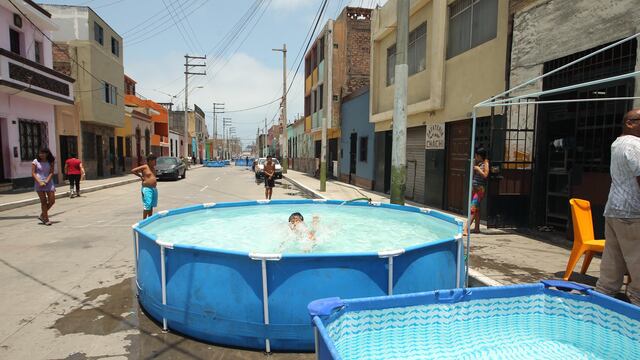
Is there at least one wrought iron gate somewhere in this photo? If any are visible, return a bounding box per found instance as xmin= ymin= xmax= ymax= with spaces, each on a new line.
xmin=486 ymin=99 xmax=537 ymax=228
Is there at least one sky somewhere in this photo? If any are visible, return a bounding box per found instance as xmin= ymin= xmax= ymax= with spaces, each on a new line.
xmin=37 ymin=0 xmax=388 ymax=147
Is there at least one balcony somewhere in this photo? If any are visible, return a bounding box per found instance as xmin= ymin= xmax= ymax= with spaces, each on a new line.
xmin=0 ymin=48 xmax=74 ymax=105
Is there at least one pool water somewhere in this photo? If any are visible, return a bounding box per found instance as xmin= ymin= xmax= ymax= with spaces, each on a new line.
xmin=325 ymin=294 xmax=640 ymax=360
xmin=141 ymin=204 xmax=459 ymax=254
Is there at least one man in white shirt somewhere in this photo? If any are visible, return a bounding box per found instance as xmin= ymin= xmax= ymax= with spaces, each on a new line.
xmin=596 ymin=109 xmax=640 ymax=306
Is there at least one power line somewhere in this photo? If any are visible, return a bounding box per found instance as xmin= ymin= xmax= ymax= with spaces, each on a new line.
xmin=161 ymin=0 xmax=197 ymax=53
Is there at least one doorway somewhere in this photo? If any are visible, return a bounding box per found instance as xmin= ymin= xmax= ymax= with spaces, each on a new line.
xmin=117 ymin=136 xmax=124 ymax=172
xmin=59 ymin=136 xmax=78 ymax=180
xmin=349 ymin=133 xmax=357 ymax=184
xmin=96 ymin=135 xmax=104 ymax=177
xmin=445 ymin=120 xmax=471 ymax=214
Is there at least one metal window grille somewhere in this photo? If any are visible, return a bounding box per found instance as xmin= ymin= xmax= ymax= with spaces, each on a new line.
xmin=19 ymin=120 xmax=47 ymax=161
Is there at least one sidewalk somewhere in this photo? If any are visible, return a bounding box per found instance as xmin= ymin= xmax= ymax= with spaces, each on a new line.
xmin=0 ymin=165 xmax=204 ymax=212
xmin=283 ymin=169 xmax=601 ymax=286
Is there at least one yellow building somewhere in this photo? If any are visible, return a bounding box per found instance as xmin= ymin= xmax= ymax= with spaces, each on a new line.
xmin=43 ymin=4 xmax=124 ymax=179
xmin=370 ymin=0 xmax=508 ymax=212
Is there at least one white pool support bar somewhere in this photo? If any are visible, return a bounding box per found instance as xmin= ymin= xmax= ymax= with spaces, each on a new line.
xmin=249 ymin=252 xmax=282 ymax=353
xmin=160 ymin=245 xmax=167 ymax=331
xmin=378 ymin=249 xmax=405 ymax=295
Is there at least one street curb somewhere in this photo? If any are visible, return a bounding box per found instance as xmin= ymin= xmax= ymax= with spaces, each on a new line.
xmin=0 ymin=177 xmax=140 ymax=212
xmin=283 ymin=175 xmax=327 ymax=200
xmin=284 ymin=174 xmax=501 ymax=288
xmin=468 ymin=268 xmax=502 ymax=287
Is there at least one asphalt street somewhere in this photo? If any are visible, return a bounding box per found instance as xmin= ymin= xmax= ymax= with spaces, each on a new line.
xmin=0 ymin=165 xmax=311 ymax=360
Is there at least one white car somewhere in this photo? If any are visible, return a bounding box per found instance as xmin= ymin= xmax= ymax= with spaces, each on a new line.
xmin=254 ymin=158 xmax=282 ymax=179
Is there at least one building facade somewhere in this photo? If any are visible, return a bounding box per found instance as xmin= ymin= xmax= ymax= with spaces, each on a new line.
xmin=303 ymin=7 xmax=372 ymax=178
xmin=43 ymin=4 xmax=124 ymax=179
xmin=503 ymin=0 xmax=640 ymax=236
xmin=339 ymin=89 xmax=375 ymax=189
xmin=370 ymin=0 xmax=508 ymax=210
xmin=0 ymin=1 xmax=74 ymax=189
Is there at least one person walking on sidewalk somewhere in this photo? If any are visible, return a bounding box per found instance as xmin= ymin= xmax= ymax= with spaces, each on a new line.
xmin=131 ymin=153 xmax=158 ymax=219
xmin=32 ymin=148 xmax=56 ymax=226
xmin=264 ymin=155 xmax=276 ymax=200
xmin=64 ymin=152 xmax=85 ymax=198
xmin=596 ymin=109 xmax=640 ymax=306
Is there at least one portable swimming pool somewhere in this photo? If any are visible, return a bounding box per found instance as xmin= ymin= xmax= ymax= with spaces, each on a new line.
xmin=310 ymin=280 xmax=640 ymax=360
xmin=132 ymin=199 xmax=463 ymax=351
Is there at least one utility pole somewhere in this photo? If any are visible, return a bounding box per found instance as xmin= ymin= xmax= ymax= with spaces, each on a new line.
xmin=390 ymin=0 xmax=409 ymax=205
xmin=272 ymin=44 xmax=288 ymax=174
xmin=212 ymin=102 xmax=224 ymax=158
xmin=223 ymin=118 xmax=232 ymax=159
xmin=320 ymin=21 xmax=334 ymax=192
xmin=184 ymin=54 xmax=206 ymax=159
xmin=264 ymin=117 xmax=268 ymax=157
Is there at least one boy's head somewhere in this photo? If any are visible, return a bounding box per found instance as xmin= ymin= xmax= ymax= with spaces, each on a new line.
xmin=267 ymin=155 xmax=272 ymax=162
xmin=289 ymin=212 xmax=304 ymax=224
xmin=147 ymin=153 xmax=157 ymax=167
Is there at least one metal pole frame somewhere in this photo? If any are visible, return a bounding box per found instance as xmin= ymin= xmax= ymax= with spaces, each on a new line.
xmin=132 ymin=226 xmax=140 ymax=293
xmin=465 ymin=32 xmax=640 ymax=287
xmin=160 ymin=245 xmax=168 ymax=331
xmin=249 ymin=253 xmax=282 ymax=353
xmin=378 ymin=249 xmax=404 ymax=295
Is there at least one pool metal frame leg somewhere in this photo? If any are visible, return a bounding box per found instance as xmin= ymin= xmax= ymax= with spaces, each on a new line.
xmin=378 ymin=249 xmax=405 ymax=295
xmin=249 ymin=253 xmax=282 ymax=354
xmin=160 ymin=245 xmax=168 ymax=332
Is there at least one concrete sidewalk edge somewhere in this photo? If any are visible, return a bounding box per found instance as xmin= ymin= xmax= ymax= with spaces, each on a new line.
xmin=284 ymin=173 xmax=499 ymax=287
xmin=283 ymin=174 xmax=327 ymax=200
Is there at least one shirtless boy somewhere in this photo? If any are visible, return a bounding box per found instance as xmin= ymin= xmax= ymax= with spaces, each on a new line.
xmin=264 ymin=155 xmax=276 ymax=200
xmin=131 ymin=154 xmax=158 ymax=219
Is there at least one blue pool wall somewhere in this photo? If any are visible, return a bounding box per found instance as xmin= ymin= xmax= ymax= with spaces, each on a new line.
xmin=310 ymin=281 xmax=640 ymax=360
xmin=133 ymin=199 xmax=464 ymax=351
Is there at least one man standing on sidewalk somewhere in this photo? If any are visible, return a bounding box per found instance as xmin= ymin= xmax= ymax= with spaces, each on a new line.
xmin=596 ymin=109 xmax=640 ymax=306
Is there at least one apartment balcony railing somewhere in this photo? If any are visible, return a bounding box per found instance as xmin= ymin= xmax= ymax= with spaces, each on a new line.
xmin=0 ymin=48 xmax=74 ymax=105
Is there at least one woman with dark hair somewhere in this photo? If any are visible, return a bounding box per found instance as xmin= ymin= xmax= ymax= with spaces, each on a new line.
xmin=32 ymin=148 xmax=56 ymax=225
xmin=64 ymin=152 xmax=85 ymax=198
xmin=465 ymin=147 xmax=489 ymax=235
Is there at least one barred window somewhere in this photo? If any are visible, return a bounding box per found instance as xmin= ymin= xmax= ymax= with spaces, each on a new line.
xmin=408 ymin=23 xmax=427 ymax=75
xmin=19 ymin=120 xmax=47 ymax=161
xmin=386 ymin=44 xmax=396 ymax=86
xmin=447 ymin=0 xmax=498 ymax=59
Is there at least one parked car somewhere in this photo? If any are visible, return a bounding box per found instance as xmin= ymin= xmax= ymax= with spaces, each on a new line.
xmin=155 ymin=156 xmax=187 ymax=180
xmin=254 ymin=158 xmax=282 ymax=179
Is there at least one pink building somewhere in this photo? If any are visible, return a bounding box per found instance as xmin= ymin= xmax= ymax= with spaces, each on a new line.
xmin=0 ymin=1 xmax=74 ymax=189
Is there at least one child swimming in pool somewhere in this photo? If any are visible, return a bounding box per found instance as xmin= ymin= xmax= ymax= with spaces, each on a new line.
xmin=285 ymin=212 xmax=320 ymax=252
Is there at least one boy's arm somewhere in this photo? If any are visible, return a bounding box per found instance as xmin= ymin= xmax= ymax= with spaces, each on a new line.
xmin=131 ymin=165 xmax=147 ymax=179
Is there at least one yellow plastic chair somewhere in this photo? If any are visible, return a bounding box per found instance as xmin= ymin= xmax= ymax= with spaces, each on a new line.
xmin=563 ymin=199 xmax=606 ymax=280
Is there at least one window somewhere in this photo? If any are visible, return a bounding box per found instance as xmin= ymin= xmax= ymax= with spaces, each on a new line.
xmin=19 ymin=120 xmax=46 ymax=161
xmin=104 ymin=82 xmax=117 ymax=104
xmin=359 ymin=136 xmax=368 ymax=162
xmin=386 ymin=45 xmax=396 ymax=86
xmin=319 ymin=36 xmax=325 ymax=62
xmin=447 ymin=0 xmax=498 ymax=59
xmin=10 ymin=28 xmax=21 ymax=55
xmin=312 ymin=90 xmax=317 ymax=112
xmin=111 ymin=37 xmax=119 ymax=57
xmin=408 ymin=23 xmax=427 ymax=75
xmin=34 ymin=41 xmax=43 ymax=64
xmin=318 ymin=85 xmax=324 ymax=111
xmin=94 ymin=22 xmax=104 ymax=45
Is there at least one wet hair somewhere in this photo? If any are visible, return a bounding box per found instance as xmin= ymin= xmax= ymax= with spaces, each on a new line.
xmin=39 ymin=148 xmax=55 ymax=164
xmin=147 ymin=153 xmax=157 ymax=163
xmin=289 ymin=212 xmax=304 ymax=222
xmin=475 ymin=147 xmax=487 ymax=160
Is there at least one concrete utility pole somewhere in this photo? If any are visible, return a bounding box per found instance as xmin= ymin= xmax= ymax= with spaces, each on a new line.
xmin=390 ymin=0 xmax=409 ymax=205
xmin=272 ymin=44 xmax=288 ymax=174
xmin=223 ymin=118 xmax=232 ymax=159
xmin=212 ymin=102 xmax=224 ymax=158
xmin=320 ymin=21 xmax=334 ymax=192
xmin=184 ymin=54 xmax=206 ymax=159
